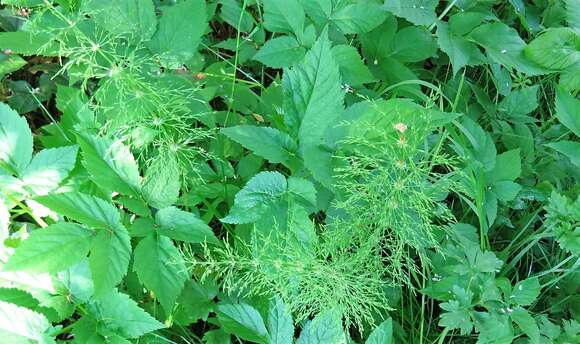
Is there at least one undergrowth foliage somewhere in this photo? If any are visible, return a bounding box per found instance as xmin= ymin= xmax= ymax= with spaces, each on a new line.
xmin=0 ymin=0 xmax=579 ymax=343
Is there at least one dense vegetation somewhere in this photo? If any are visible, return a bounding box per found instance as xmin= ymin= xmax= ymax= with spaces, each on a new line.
xmin=0 ymin=0 xmax=578 ymax=343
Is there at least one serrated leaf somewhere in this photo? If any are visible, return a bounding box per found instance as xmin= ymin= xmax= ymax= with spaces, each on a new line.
xmin=133 ymin=234 xmax=187 ymax=313
xmin=330 ymin=2 xmax=386 ymax=34
xmin=436 ymin=22 xmax=486 ymax=76
xmin=83 ymin=0 xmax=157 ymax=40
xmin=511 ymin=307 xmax=540 ymax=343
xmin=332 ymin=45 xmax=374 ymax=87
xmin=555 ymin=87 xmax=580 ymax=137
xmin=383 ymin=0 xmax=438 ymax=26
xmin=366 ymin=318 xmax=393 ymax=344
xmin=0 ymin=301 xmax=52 ymax=343
xmin=491 ymin=149 xmax=521 ymax=182
xmin=219 ymin=0 xmax=255 ymax=32
xmin=36 ymin=192 xmax=121 ymax=229
xmin=492 ymin=181 xmax=522 ymax=202
xmin=89 ymin=227 xmax=131 ymax=295
xmin=439 ymin=300 xmax=473 ymax=335
xmin=88 ymin=289 xmax=164 ymax=338
xmin=545 ymin=141 xmax=580 ymax=167
xmin=0 ymin=53 xmax=26 ymax=79
xmin=146 ymin=0 xmax=207 ymax=68
xmin=155 ymin=206 xmax=218 ymax=244
xmin=283 ymin=32 xmax=344 ymax=188
xmin=253 ymin=36 xmax=306 ymax=68
xmin=222 ymin=125 xmax=298 ymax=166
xmin=217 ymin=303 xmax=268 ymax=344
xmin=76 ymin=134 xmax=141 ymax=197
xmin=390 ymin=26 xmax=437 ymax=63
xmin=5 ymin=223 xmax=93 ymax=274
xmin=498 ymin=86 xmax=539 ymax=118
xmin=267 ymin=297 xmax=293 ymax=344
xmin=524 ymin=28 xmax=580 ymax=70
xmin=262 ymin=0 xmax=305 ymax=37
xmin=0 ymin=198 xmax=8 ymax=242
xmin=142 ymin=154 xmax=180 ymax=209
xmin=0 ymin=102 xmax=32 ymax=175
xmin=510 ymin=277 xmax=541 ymax=306
xmin=296 ymin=309 xmax=344 ymax=344
xmin=222 ymin=171 xmax=287 ymax=224
xmin=21 ymin=146 xmax=78 ymax=196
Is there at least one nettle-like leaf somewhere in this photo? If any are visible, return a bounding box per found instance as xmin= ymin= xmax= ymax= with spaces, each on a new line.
xmin=82 ymin=0 xmax=157 ymax=40
xmin=436 ymin=21 xmax=486 ymax=76
xmin=510 ymin=277 xmax=541 ymax=306
xmin=4 ymin=223 xmax=94 ymax=274
xmin=383 ymin=0 xmax=438 ymax=26
xmin=21 ymin=146 xmax=78 ymax=196
xmin=283 ymin=31 xmax=345 ymax=188
xmin=253 ymin=36 xmax=306 ymax=68
xmin=146 ymin=0 xmax=208 ymax=68
xmin=156 ymin=206 xmax=218 ymax=244
xmin=524 ymin=28 xmax=580 ymax=71
xmin=365 ymin=318 xmax=393 ymax=344
xmin=267 ymin=297 xmax=294 ymax=344
xmin=330 ymin=2 xmax=386 ymax=34
xmin=262 ymin=0 xmax=305 ymax=38
xmin=0 ymin=300 xmax=53 ymax=343
xmin=296 ymin=309 xmax=344 ymax=344
xmin=0 ymin=102 xmax=33 ymax=175
xmin=216 ymin=302 xmax=269 ymax=344
xmin=555 ymin=87 xmax=580 ymax=137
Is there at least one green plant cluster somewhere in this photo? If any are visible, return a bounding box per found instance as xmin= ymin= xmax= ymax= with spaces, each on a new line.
xmin=0 ymin=0 xmax=578 ymax=343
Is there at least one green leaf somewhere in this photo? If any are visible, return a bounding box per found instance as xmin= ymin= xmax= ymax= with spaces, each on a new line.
xmin=82 ymin=0 xmax=157 ymax=40
xmin=0 ymin=301 xmax=52 ymax=343
xmin=545 ymin=141 xmax=580 ymax=167
xmin=222 ymin=171 xmax=287 ymax=224
xmin=155 ymin=206 xmax=219 ymax=244
xmin=524 ymin=28 xmax=580 ymax=70
xmin=142 ymin=154 xmax=180 ymax=209
xmin=146 ymin=0 xmax=207 ymax=68
xmin=511 ymin=307 xmax=540 ymax=344
xmin=0 ymin=32 xmax=56 ymax=56
xmin=469 ymin=23 xmax=546 ymax=75
xmin=77 ymin=134 xmax=141 ymax=197
xmin=262 ymin=0 xmax=305 ymax=37
xmin=21 ymin=146 xmax=78 ymax=196
xmin=510 ymin=277 xmax=541 ymax=306
xmin=0 ymin=102 xmax=32 ymax=175
xmin=330 ymin=2 xmax=386 ymax=34
xmin=390 ymin=26 xmax=437 ymax=63
xmin=253 ymin=36 xmax=306 ymax=68
xmin=436 ymin=22 xmax=486 ymax=76
xmin=219 ymin=0 xmax=255 ymax=32
xmin=89 ymin=227 xmax=131 ymax=295
xmin=296 ymin=309 xmax=344 ymax=344
xmin=383 ymin=0 xmax=438 ymax=26
xmin=133 ymin=234 xmax=187 ymax=312
xmin=88 ymin=289 xmax=164 ymax=338
xmin=491 ymin=149 xmax=521 ymax=182
xmin=555 ymin=87 xmax=580 ymax=137
xmin=332 ymin=45 xmax=374 ymax=87
xmin=439 ymin=300 xmax=473 ymax=335
xmin=283 ymin=32 xmax=344 ymax=188
xmin=566 ymin=0 xmax=580 ymax=30
xmin=0 ymin=198 xmax=8 ymax=242
xmin=498 ymin=85 xmax=539 ymax=118
xmin=366 ymin=318 xmax=393 ymax=344
xmin=36 ymin=192 xmax=121 ymax=229
xmin=216 ymin=303 xmax=268 ymax=344
xmin=5 ymin=223 xmax=93 ymax=274
xmin=492 ymin=181 xmax=522 ymax=202
xmin=221 ymin=125 xmax=298 ymax=166
xmin=267 ymin=297 xmax=293 ymax=344
xmin=0 ymin=53 xmax=27 ymax=79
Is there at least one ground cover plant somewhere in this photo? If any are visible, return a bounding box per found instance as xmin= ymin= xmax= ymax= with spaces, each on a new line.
xmin=0 ymin=0 xmax=578 ymax=343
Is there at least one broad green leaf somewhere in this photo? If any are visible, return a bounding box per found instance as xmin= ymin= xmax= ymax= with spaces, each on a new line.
xmin=491 ymin=149 xmax=521 ymax=182
xmin=296 ymin=309 xmax=344 ymax=344
xmin=383 ymin=0 xmax=438 ymax=26
xmin=133 ymin=234 xmax=187 ymax=312
xmin=545 ymin=141 xmax=580 ymax=167
xmin=436 ymin=22 xmax=486 ymax=76
xmin=83 ymin=0 xmax=157 ymax=40
xmin=439 ymin=300 xmax=473 ymax=335
xmin=492 ymin=181 xmax=522 ymax=202
xmin=36 ymin=192 xmax=121 ymax=229
xmin=0 ymin=53 xmax=26 ymax=79
xmin=366 ymin=318 xmax=393 ymax=344
xmin=0 ymin=32 xmax=56 ymax=56
xmin=217 ymin=303 xmax=268 ymax=344
xmin=511 ymin=307 xmax=540 ymax=343
xmin=88 ymin=289 xmax=164 ymax=338
xmin=77 ymin=134 xmax=141 ymax=197
xmin=330 ymin=2 xmax=386 ymax=34
xmin=219 ymin=0 xmax=255 ymax=32
xmin=203 ymin=329 xmax=231 ymax=344
xmin=332 ymin=45 xmax=374 ymax=87
xmin=221 ymin=171 xmax=287 ymax=224
xmin=89 ymin=227 xmax=131 ymax=295
xmin=510 ymin=277 xmax=541 ymax=306
xmin=0 ymin=301 xmax=52 ymax=343
xmin=0 ymin=102 xmax=32 ymax=175
xmin=221 ymin=125 xmax=298 ymax=165
xmin=142 ymin=154 xmax=180 ymax=209
xmin=267 ymin=297 xmax=293 ymax=344
xmin=524 ymin=28 xmax=580 ymax=70
xmin=155 ymin=206 xmax=219 ymax=244
xmin=469 ymin=23 xmax=546 ymax=75
xmin=146 ymin=0 xmax=207 ymax=68
xmin=473 ymin=312 xmax=514 ymax=344
xmin=566 ymin=0 xmax=580 ymax=29
xmin=21 ymin=146 xmax=78 ymax=196
xmin=498 ymin=86 xmax=539 ymax=118
xmin=262 ymin=0 xmax=305 ymax=38
xmin=555 ymin=87 xmax=580 ymax=137
xmin=390 ymin=26 xmax=437 ymax=63
xmin=174 ymin=280 xmax=217 ymax=325
xmin=0 ymin=198 xmax=8 ymax=242
xmin=58 ymin=260 xmax=95 ymax=303
xmin=253 ymin=36 xmax=306 ymax=68
xmin=5 ymin=223 xmax=93 ymax=274
xmin=283 ymin=32 xmax=344 ymax=188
